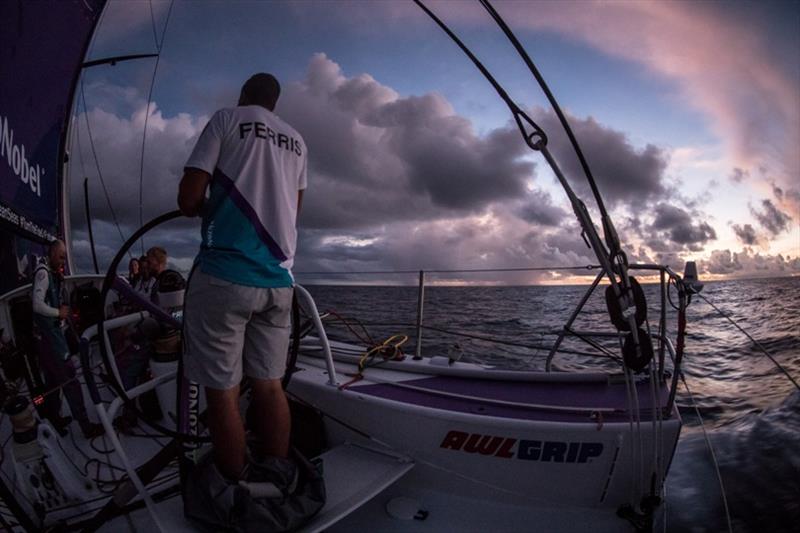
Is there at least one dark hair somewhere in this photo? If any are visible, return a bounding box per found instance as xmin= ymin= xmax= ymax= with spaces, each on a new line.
xmin=239 ymin=73 xmax=281 ymax=110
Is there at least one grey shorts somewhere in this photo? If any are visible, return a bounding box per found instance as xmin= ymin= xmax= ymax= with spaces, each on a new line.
xmin=183 ymin=269 xmax=293 ymax=390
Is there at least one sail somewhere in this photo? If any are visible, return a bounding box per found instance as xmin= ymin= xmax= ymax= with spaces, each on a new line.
xmin=0 ymin=0 xmax=106 ymax=293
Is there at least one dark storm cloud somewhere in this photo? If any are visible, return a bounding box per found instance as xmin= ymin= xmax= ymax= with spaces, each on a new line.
xmin=70 ymin=54 xmax=547 ymax=276
xmin=750 ymin=199 xmax=792 ymax=235
xmin=731 ymin=223 xmax=759 ymax=246
xmin=367 ymin=97 xmax=532 ymax=210
xmin=278 ymin=54 xmax=536 ymax=230
xmin=650 ymin=203 xmax=717 ymax=250
xmin=513 ymin=187 xmax=568 ymax=227
xmin=533 ymin=109 xmax=668 ymax=206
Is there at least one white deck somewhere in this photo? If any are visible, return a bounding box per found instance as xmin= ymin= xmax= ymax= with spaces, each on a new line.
xmin=101 ymin=442 xmax=415 ymax=533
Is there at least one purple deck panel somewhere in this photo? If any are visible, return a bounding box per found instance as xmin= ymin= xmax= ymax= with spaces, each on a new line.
xmin=352 ymin=376 xmax=673 ymax=424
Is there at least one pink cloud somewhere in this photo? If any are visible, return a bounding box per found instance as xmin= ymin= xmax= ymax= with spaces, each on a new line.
xmin=364 ymin=1 xmax=798 ymax=214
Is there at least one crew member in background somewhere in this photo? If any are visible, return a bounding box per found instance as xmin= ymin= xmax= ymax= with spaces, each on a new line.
xmin=127 ymin=257 xmax=140 ymax=287
xmin=32 ymin=240 xmax=104 ymax=438
xmin=178 ymin=72 xmax=306 ymax=485
xmin=145 ymin=246 xmax=168 ymax=300
xmin=135 ymin=254 xmax=154 ymax=297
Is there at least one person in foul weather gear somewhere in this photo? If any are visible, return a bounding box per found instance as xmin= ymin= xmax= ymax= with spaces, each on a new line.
xmin=179 ymin=72 xmax=305 ymax=482
xmin=32 ymin=240 xmax=104 ymax=439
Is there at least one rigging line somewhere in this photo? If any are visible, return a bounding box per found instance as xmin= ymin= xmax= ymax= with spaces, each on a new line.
xmin=680 ymin=371 xmax=733 ymax=533
xmin=75 ymin=101 xmax=100 ymax=273
xmin=564 ymin=327 xmax=623 ymax=363
xmin=295 ymin=264 xmax=597 ymax=275
xmin=148 ymin=0 xmax=160 ymax=51
xmin=322 ymin=323 xmax=619 ymax=361
xmin=697 ymin=293 xmax=800 ymax=391
xmin=74 ymin=106 xmax=90 ymax=183
xmin=477 ymin=0 xmax=611 ymax=224
xmin=80 ymin=78 xmax=132 ymax=260
xmin=413 ymin=0 xmax=547 ymax=150
xmin=138 ymin=0 xmax=175 ymax=256
xmin=83 ymin=0 xmax=109 ymax=62
xmin=321 ymin=318 xmax=569 ymax=355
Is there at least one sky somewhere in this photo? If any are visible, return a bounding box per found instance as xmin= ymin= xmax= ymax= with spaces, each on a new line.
xmin=67 ymin=0 xmax=800 ymax=285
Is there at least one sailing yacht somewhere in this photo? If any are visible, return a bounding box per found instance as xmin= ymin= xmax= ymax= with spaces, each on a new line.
xmin=0 ymin=1 xmax=701 ymax=531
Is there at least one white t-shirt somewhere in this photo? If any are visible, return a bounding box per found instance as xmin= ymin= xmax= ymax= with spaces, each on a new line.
xmin=185 ymin=105 xmax=307 ymax=287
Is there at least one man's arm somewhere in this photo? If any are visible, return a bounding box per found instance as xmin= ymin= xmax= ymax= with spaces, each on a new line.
xmin=297 ymin=189 xmax=304 ymax=221
xmin=178 ymin=167 xmax=212 ymax=217
xmin=32 ymin=269 xmax=61 ymax=318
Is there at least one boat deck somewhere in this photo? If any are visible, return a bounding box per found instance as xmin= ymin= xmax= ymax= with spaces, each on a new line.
xmin=351 ymin=374 xmax=671 ymax=423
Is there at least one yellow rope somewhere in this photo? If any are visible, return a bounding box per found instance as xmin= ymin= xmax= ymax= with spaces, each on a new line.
xmin=358 ymin=334 xmax=409 ymax=372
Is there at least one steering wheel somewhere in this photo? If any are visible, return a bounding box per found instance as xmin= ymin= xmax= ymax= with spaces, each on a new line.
xmin=94 ymin=210 xmax=211 ymax=442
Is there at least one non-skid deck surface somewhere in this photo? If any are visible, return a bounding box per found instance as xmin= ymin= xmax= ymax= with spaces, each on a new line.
xmin=352 ymin=375 xmax=670 ymax=423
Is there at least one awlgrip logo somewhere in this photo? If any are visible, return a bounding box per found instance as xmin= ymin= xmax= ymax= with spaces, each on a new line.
xmin=440 ymin=430 xmax=603 ymax=463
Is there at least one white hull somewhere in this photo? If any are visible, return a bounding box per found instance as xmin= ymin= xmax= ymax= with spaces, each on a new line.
xmin=287 ymin=348 xmax=680 ymax=528
xmin=0 ymin=277 xmax=682 ymax=532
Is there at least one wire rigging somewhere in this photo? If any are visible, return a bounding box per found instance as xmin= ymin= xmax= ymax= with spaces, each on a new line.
xmin=147 ymin=0 xmax=160 ymax=51
xmin=138 ymin=0 xmax=175 ymax=255
xmin=412 ymin=0 xmax=547 ymax=151
xmin=296 ymin=264 xmax=596 ymax=276
xmin=680 ymin=371 xmax=733 ymax=533
xmin=697 ymin=293 xmax=799 ymax=391
xmin=477 ymin=0 xmax=611 ymax=226
xmin=79 ymin=79 xmax=132 ymax=259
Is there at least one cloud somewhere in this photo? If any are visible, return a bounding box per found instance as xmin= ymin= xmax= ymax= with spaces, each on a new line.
xmin=514 ymin=187 xmax=568 ymax=226
xmin=279 ymin=53 xmax=536 ymax=229
xmin=70 ymin=47 xmax=793 ymax=284
xmin=295 ymin=209 xmax=597 ymax=285
xmin=750 ymin=199 xmax=792 ymax=236
xmin=434 ymin=1 xmax=800 ymax=214
xmin=533 ymin=109 xmax=668 ymax=207
xmin=68 ymin=55 xmax=558 ymax=278
xmin=350 ymin=1 xmax=798 ymax=216
xmin=731 ymin=223 xmax=760 ymax=246
xmin=730 ymin=167 xmax=749 ymax=183
xmin=702 ymin=248 xmax=800 ymax=277
xmin=703 ymin=249 xmax=741 ymax=275
xmin=649 ymin=203 xmax=717 ymax=251
xmin=89 ymin=0 xmax=171 ymax=57
xmin=69 ymin=85 xmax=208 ymax=274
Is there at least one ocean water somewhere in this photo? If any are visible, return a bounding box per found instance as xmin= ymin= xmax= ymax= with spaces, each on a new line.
xmin=301 ymin=277 xmax=800 ymax=532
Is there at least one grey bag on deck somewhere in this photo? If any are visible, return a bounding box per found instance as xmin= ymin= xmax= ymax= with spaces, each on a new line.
xmin=183 ymin=448 xmax=325 ymax=532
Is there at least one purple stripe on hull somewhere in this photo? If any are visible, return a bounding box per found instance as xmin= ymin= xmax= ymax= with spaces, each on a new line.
xmin=352 ymin=376 xmax=671 ymax=424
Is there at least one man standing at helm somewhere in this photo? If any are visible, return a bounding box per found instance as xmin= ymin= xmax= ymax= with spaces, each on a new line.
xmin=32 ymin=240 xmax=104 ymax=438
xmin=178 ymin=73 xmax=306 ymax=483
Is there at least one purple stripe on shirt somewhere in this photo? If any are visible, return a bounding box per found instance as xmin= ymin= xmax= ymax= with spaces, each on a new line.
xmin=212 ymin=168 xmax=288 ymax=262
